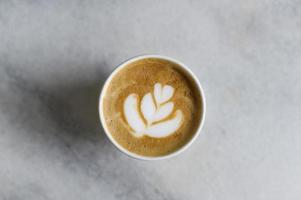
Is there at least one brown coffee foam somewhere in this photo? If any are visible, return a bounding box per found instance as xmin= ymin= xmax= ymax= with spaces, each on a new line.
xmin=102 ymin=58 xmax=202 ymax=156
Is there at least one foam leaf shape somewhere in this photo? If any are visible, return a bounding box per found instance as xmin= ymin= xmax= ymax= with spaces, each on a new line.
xmin=154 ymin=83 xmax=162 ymax=105
xmin=141 ymin=93 xmax=156 ymax=123
xmin=161 ymin=85 xmax=174 ymax=103
xmin=153 ymin=83 xmax=174 ymax=105
xmin=152 ymin=102 xmax=174 ymax=122
xmin=123 ymin=94 xmax=145 ymax=136
xmin=144 ymin=110 xmax=183 ymax=138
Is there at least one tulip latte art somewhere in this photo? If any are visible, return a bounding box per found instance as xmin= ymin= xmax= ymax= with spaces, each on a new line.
xmin=102 ymin=58 xmax=202 ymax=156
xmin=124 ymin=83 xmax=183 ymax=138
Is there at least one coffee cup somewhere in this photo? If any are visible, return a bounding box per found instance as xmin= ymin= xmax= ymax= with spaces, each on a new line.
xmin=99 ymin=55 xmax=206 ymax=160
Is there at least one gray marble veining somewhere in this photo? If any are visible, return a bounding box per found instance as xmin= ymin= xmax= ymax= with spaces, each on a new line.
xmin=0 ymin=0 xmax=301 ymax=199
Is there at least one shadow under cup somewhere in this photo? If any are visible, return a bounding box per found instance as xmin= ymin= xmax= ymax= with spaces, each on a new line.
xmin=99 ymin=55 xmax=206 ymax=160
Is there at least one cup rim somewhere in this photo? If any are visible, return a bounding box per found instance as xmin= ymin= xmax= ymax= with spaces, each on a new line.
xmin=99 ymin=54 xmax=206 ymax=160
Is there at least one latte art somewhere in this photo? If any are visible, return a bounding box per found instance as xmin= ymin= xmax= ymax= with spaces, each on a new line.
xmin=123 ymin=83 xmax=183 ymax=138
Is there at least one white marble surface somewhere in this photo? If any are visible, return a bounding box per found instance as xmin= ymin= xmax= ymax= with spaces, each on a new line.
xmin=0 ymin=0 xmax=301 ymax=199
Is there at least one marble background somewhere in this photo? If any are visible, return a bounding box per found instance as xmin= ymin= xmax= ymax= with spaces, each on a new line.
xmin=0 ymin=0 xmax=301 ymax=199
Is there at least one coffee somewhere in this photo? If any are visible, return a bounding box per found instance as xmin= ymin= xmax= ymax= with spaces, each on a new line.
xmin=101 ymin=58 xmax=203 ymax=157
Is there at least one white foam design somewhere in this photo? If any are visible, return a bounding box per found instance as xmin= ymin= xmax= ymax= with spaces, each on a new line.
xmin=123 ymin=83 xmax=183 ymax=138
xmin=123 ymin=94 xmax=145 ymax=137
xmin=141 ymin=93 xmax=156 ymax=124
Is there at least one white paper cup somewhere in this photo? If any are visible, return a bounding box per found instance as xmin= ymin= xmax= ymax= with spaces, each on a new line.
xmin=99 ymin=55 xmax=206 ymax=160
